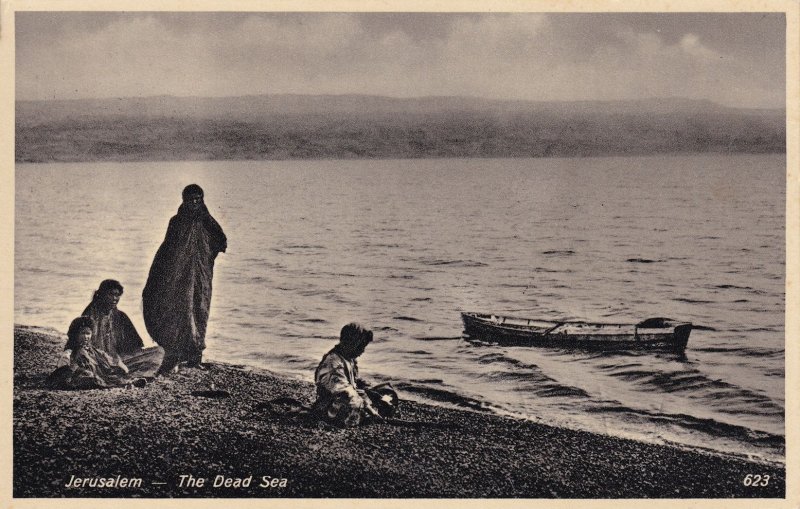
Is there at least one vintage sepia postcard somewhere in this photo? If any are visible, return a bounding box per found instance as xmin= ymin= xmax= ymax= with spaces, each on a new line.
xmin=1 ymin=0 xmax=797 ymax=507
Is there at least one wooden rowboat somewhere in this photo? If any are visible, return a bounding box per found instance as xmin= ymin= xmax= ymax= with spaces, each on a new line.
xmin=461 ymin=312 xmax=692 ymax=352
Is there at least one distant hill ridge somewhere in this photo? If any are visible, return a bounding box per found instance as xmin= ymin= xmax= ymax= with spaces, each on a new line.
xmin=17 ymin=94 xmax=782 ymax=120
xmin=16 ymin=94 xmax=785 ymax=162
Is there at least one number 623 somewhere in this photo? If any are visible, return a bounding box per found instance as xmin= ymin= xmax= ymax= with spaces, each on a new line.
xmin=743 ymin=474 xmax=770 ymax=487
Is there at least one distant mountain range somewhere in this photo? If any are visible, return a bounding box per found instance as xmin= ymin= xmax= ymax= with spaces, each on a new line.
xmin=15 ymin=94 xmax=785 ymax=162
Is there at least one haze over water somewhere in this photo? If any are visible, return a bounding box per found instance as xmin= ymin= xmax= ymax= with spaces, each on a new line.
xmin=15 ymin=154 xmax=785 ymax=464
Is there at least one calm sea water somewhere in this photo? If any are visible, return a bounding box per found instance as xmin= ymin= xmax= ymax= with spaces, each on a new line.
xmin=15 ymin=155 xmax=786 ymax=464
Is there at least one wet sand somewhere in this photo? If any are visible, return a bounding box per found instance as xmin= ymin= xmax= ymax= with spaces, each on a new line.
xmin=13 ymin=325 xmax=785 ymax=498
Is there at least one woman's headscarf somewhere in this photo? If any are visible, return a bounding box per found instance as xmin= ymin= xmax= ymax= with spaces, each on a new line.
xmin=92 ymin=279 xmax=123 ymax=302
xmin=182 ymin=184 xmax=204 ymax=201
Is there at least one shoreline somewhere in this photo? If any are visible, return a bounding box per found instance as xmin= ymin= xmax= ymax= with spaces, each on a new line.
xmin=14 ymin=149 xmax=787 ymax=165
xmin=13 ymin=324 xmax=786 ymax=498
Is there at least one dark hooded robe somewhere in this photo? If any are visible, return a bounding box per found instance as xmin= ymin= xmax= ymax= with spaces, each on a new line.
xmin=142 ymin=200 xmax=226 ymax=365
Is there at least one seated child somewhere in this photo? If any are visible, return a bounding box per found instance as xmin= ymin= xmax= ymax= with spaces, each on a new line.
xmin=313 ymin=323 xmax=396 ymax=427
xmin=46 ymin=316 xmax=144 ymax=390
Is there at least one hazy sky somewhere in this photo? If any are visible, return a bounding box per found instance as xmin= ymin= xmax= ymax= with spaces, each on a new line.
xmin=16 ymin=12 xmax=786 ymax=108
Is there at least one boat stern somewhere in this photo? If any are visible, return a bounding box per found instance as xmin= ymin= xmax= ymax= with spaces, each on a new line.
xmin=673 ymin=323 xmax=693 ymax=352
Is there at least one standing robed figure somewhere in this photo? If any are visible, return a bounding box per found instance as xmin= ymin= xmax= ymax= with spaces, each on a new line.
xmin=143 ymin=184 xmax=227 ymax=375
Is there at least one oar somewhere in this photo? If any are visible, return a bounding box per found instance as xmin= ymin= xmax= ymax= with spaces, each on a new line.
xmin=639 ymin=318 xmax=717 ymax=332
xmin=541 ymin=322 xmax=565 ymax=335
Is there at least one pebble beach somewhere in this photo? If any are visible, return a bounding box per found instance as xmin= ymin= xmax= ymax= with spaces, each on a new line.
xmin=13 ymin=325 xmax=786 ymax=499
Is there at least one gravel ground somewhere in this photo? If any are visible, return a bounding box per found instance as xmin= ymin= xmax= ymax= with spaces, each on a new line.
xmin=13 ymin=325 xmax=786 ymax=498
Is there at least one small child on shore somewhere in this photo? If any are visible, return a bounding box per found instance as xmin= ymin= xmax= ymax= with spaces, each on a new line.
xmin=46 ymin=316 xmax=145 ymax=390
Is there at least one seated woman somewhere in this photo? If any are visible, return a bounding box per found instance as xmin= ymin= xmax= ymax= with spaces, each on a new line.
xmin=82 ymin=279 xmax=143 ymax=358
xmin=82 ymin=279 xmax=163 ymax=377
xmin=312 ymin=323 xmax=382 ymax=427
xmin=46 ymin=316 xmax=143 ymax=390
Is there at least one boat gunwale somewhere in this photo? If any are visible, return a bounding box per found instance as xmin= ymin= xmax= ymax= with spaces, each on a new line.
xmin=461 ymin=311 xmax=692 ymax=330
